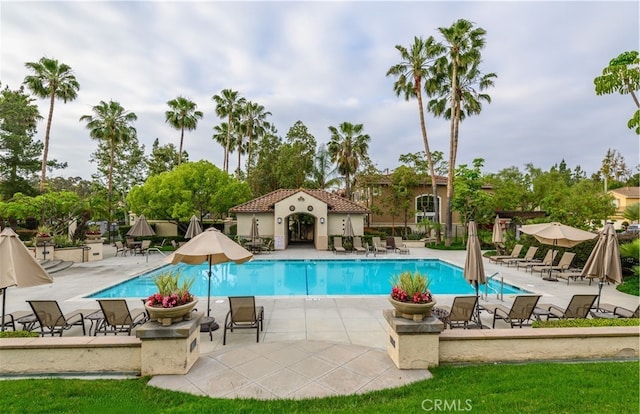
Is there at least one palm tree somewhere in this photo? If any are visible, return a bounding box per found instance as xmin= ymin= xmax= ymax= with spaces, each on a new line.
xmin=165 ymin=96 xmax=203 ymax=166
xmin=429 ymin=19 xmax=496 ymax=245
xmin=327 ymin=122 xmax=370 ymax=199
xmin=386 ymin=36 xmax=444 ymax=243
xmin=23 ymin=57 xmax=80 ymax=192
xmin=239 ymin=100 xmax=272 ymax=172
xmin=308 ymin=144 xmax=342 ymax=189
xmin=80 ymin=100 xmax=137 ymax=241
xmin=212 ymin=89 xmax=245 ymax=173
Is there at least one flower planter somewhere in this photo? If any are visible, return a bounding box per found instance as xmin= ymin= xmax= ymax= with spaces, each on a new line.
xmin=85 ymin=234 xmax=102 ymax=240
xmin=389 ymin=297 xmax=436 ymax=322
xmin=145 ymin=297 xmax=198 ymax=326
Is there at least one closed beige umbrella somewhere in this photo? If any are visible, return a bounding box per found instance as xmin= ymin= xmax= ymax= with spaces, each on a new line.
xmin=464 ymin=221 xmax=485 ymax=328
xmin=343 ymin=215 xmax=355 ymax=238
xmin=184 ymin=215 xmax=203 ymax=239
xmin=582 ymin=223 xmax=622 ymax=309
xmin=249 ymin=215 xmax=260 ymax=243
xmin=520 ymin=222 xmax=596 ymax=281
xmin=0 ymin=228 xmax=54 ymax=331
xmin=127 ymin=214 xmax=156 ymax=237
xmin=492 ymin=215 xmax=504 ymax=251
xmin=166 ymin=228 xmax=253 ymax=317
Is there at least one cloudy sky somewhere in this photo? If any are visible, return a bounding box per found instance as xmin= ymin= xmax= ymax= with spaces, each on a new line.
xmin=1 ymin=1 xmax=638 ymax=181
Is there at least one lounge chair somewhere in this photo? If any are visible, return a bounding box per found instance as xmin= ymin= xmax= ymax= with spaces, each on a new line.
xmin=488 ymin=244 xmax=524 ymax=264
xmin=223 ymin=296 xmax=264 ymax=345
xmin=531 ymin=252 xmax=575 ymax=277
xmin=0 ymin=310 xmax=35 ymax=331
xmin=371 ymin=237 xmax=388 ymax=254
xmin=594 ymin=303 xmax=639 ymax=318
xmin=115 ymin=241 xmax=128 ymax=256
xmin=393 ymin=237 xmax=410 ymax=254
xmin=135 ymin=239 xmax=151 ymax=256
xmin=352 ymin=236 xmax=367 ymax=254
xmin=537 ymin=294 xmax=598 ymax=320
xmin=517 ymin=249 xmax=557 ymax=272
xmin=333 ymin=236 xmax=347 ymax=253
xmin=504 ymin=246 xmax=538 ymax=267
xmin=95 ymin=299 xmax=147 ymax=335
xmin=482 ymin=295 xmax=541 ymax=328
xmin=438 ymin=296 xmax=481 ymax=329
xmin=27 ymin=300 xmax=94 ymax=336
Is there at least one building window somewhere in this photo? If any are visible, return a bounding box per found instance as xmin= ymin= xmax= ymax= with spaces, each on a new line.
xmin=415 ymin=194 xmax=441 ymax=223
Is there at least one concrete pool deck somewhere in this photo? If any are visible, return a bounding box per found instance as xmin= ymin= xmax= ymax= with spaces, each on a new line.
xmin=4 ymin=243 xmax=638 ymax=399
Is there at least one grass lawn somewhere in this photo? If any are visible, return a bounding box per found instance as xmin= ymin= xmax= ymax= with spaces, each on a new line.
xmin=0 ymin=361 xmax=637 ymax=413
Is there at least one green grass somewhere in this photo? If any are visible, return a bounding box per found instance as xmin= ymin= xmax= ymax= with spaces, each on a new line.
xmin=533 ymin=318 xmax=640 ymax=328
xmin=0 ymin=362 xmax=637 ymax=413
xmin=618 ymin=275 xmax=639 ymax=296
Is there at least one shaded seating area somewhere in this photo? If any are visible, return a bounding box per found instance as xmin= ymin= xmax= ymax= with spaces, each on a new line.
xmin=438 ymin=296 xmax=481 ymax=329
xmin=531 ymin=252 xmax=575 ymax=276
xmin=518 ymin=249 xmax=557 ymax=272
xmin=537 ymin=294 xmax=598 ymax=320
xmin=223 ymin=296 xmax=264 ymax=345
xmin=95 ymin=299 xmax=147 ymax=335
xmin=27 ymin=300 xmax=95 ymax=336
xmin=504 ymin=246 xmax=538 ymax=267
xmin=482 ymin=295 xmax=541 ymax=328
xmin=488 ymin=244 xmax=523 ymax=264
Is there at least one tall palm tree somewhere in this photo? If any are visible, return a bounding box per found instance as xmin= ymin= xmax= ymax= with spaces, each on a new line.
xmin=80 ymin=100 xmax=137 ymax=241
xmin=165 ymin=96 xmax=203 ymax=166
xmin=23 ymin=57 xmax=80 ymax=192
xmin=386 ymin=36 xmax=444 ymax=243
xmin=429 ymin=19 xmax=496 ymax=245
xmin=239 ymin=100 xmax=271 ymax=172
xmin=212 ymin=89 xmax=245 ymax=173
xmin=327 ymin=122 xmax=370 ymax=199
xmin=308 ymin=144 xmax=342 ymax=189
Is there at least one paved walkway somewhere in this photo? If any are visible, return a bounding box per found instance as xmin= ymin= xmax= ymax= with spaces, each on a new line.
xmin=4 ymin=242 xmax=638 ymax=399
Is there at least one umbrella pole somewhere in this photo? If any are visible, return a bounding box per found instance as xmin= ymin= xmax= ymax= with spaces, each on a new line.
xmin=207 ymin=260 xmax=212 ymax=317
xmin=597 ymin=280 xmax=604 ymax=310
xmin=1 ymin=287 xmax=6 ymax=332
xmin=475 ymin=283 xmax=483 ymax=329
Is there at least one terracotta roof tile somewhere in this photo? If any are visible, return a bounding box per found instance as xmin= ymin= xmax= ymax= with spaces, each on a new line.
xmin=230 ymin=189 xmax=370 ymax=214
xmin=610 ymin=186 xmax=640 ymax=198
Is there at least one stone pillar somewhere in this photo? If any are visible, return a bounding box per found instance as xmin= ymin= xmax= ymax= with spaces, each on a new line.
xmin=383 ymin=309 xmax=444 ymax=369
xmin=84 ymin=239 xmax=104 ymax=262
xmin=136 ymin=312 xmax=203 ymax=376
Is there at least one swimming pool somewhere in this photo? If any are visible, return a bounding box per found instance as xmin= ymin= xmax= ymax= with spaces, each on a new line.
xmin=88 ymin=259 xmax=528 ymax=298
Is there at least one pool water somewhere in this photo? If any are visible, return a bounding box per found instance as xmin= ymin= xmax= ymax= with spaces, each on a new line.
xmin=88 ymin=259 xmax=527 ymax=299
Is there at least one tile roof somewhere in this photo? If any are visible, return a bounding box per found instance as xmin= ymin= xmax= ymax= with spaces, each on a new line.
xmin=609 ymin=186 xmax=640 ymax=198
xmin=229 ymin=189 xmax=370 ymax=214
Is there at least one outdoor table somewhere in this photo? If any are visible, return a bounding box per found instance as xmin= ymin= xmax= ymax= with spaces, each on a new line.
xmin=532 ymin=307 xmax=551 ymax=321
xmin=200 ymin=316 xmax=219 ymax=341
xmin=85 ymin=310 xmax=105 ymax=335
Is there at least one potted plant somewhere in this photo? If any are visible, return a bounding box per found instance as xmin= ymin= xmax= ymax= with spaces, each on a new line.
xmin=35 ymin=225 xmax=53 ymax=243
xmin=389 ymin=271 xmax=436 ymax=321
xmin=85 ymin=224 xmax=102 ymax=240
xmin=144 ymin=270 xmax=198 ymax=326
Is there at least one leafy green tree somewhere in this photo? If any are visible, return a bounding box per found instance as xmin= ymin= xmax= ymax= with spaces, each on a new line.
xmin=146 ymin=138 xmax=186 ymax=177
xmin=165 ymin=96 xmax=203 ymax=166
xmin=47 ymin=176 xmax=94 ymax=198
xmin=307 ymin=144 xmax=342 ymax=189
xmin=127 ymin=160 xmax=251 ymax=222
xmin=389 ymin=165 xmax=420 ymax=237
xmin=428 ymin=19 xmax=496 ymax=245
xmin=213 ymin=89 xmax=245 ymax=173
xmin=594 ymin=51 xmax=640 ymax=134
xmin=399 ymin=151 xmax=448 ymax=177
xmin=623 ymin=202 xmax=640 ymax=223
xmin=597 ymin=148 xmax=632 ymax=190
xmin=0 ymin=84 xmax=43 ymax=198
xmin=275 ymin=121 xmax=317 ymax=188
xmin=485 ymin=166 xmax=536 ymax=211
xmin=23 ymin=57 xmax=80 ymax=192
xmin=387 ymin=36 xmax=444 ymax=243
xmin=80 ymin=100 xmax=137 ymax=239
xmin=327 ymin=122 xmax=370 ymax=199
xmin=247 ymin=132 xmax=282 ymax=196
xmin=451 ymin=158 xmax=493 ymax=229
xmin=239 ymin=101 xmax=272 ymax=172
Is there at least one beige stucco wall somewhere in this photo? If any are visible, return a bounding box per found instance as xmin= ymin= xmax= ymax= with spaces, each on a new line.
xmin=274 ymin=191 xmax=329 ymax=251
xmin=236 ymin=213 xmax=275 ymax=239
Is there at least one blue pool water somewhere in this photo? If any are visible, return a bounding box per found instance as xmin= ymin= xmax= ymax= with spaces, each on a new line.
xmin=88 ymin=259 xmax=528 ymax=299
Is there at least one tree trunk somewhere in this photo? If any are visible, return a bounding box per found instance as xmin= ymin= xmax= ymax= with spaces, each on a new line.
xmin=178 ymin=127 xmax=184 ymax=165
xmin=40 ymin=92 xmax=56 ymax=192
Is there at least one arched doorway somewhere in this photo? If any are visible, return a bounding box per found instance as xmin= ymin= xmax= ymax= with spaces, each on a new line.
xmin=287 ymin=213 xmax=315 ymax=246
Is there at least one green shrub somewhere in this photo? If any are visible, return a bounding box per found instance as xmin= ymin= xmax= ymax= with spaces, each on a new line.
xmin=532 ymin=318 xmax=640 ymax=328
xmin=0 ymin=330 xmax=40 ymax=338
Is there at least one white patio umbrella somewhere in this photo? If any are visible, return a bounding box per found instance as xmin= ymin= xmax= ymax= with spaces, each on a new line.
xmin=581 ymin=223 xmax=622 ymax=309
xmin=0 ymin=228 xmax=53 ymax=331
xmin=127 ymin=214 xmax=156 ymax=237
xmin=520 ymin=222 xmax=596 ymax=281
xmin=184 ymin=215 xmax=203 ymax=239
xmin=464 ymin=221 xmax=485 ymax=328
xmin=166 ymin=228 xmax=253 ymax=317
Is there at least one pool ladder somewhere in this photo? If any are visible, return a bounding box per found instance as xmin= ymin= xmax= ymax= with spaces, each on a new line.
xmin=483 ymin=272 xmax=504 ymax=301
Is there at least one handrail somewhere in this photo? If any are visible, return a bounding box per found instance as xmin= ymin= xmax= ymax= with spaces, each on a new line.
xmin=484 ymin=272 xmax=504 ymax=301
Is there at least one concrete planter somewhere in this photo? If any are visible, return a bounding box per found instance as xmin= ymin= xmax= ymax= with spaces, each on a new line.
xmin=389 ymin=297 xmax=436 ymax=322
xmin=145 ymin=298 xmax=198 ymax=326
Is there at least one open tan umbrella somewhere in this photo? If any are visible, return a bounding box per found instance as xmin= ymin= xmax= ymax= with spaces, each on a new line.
xmin=581 ymin=223 xmax=622 ymax=308
xmin=166 ymin=228 xmax=253 ymax=317
xmin=127 ymin=214 xmax=156 ymax=237
xmin=0 ymin=228 xmax=53 ymax=331
xmin=492 ymin=215 xmax=505 ymax=252
xmin=184 ymin=215 xmax=203 ymax=239
xmin=520 ymin=222 xmax=596 ymax=281
xmin=464 ymin=221 xmax=485 ymax=328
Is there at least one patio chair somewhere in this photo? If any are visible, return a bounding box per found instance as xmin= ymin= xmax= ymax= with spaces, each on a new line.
xmin=114 ymin=241 xmax=127 ymax=256
xmin=517 ymin=249 xmax=556 ymax=272
xmin=333 ymin=236 xmax=346 ymax=254
xmin=393 ymin=237 xmax=410 ymax=254
xmin=372 ymin=237 xmax=388 ymax=254
xmin=531 ymin=252 xmax=575 ymax=276
xmin=595 ymin=303 xmax=639 ymax=318
xmin=223 ymin=296 xmax=264 ymax=345
xmin=27 ymin=300 xmax=94 ymax=336
xmin=482 ymin=295 xmax=541 ymax=328
xmin=537 ymin=294 xmax=598 ymax=320
xmin=260 ymin=238 xmax=274 ymax=254
xmin=504 ymin=246 xmax=538 ymax=267
xmin=136 ymin=239 xmax=151 ymax=255
xmin=352 ymin=236 xmax=367 ymax=254
xmin=0 ymin=310 xmax=34 ymax=331
xmin=96 ymin=299 xmax=147 ymax=335
xmin=438 ymin=296 xmax=481 ymax=329
xmin=488 ymin=244 xmax=523 ymax=264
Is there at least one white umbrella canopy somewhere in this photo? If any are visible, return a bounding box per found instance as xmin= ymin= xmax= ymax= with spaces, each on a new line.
xmin=582 ymin=223 xmax=622 ymax=284
xmin=343 ymin=215 xmax=355 ymax=238
xmin=0 ymin=228 xmax=54 ymax=331
xmin=464 ymin=221 xmax=485 ymax=328
xmin=127 ymin=214 xmax=156 ymax=237
xmin=184 ymin=215 xmax=203 ymax=239
xmin=166 ymin=228 xmax=253 ymax=317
